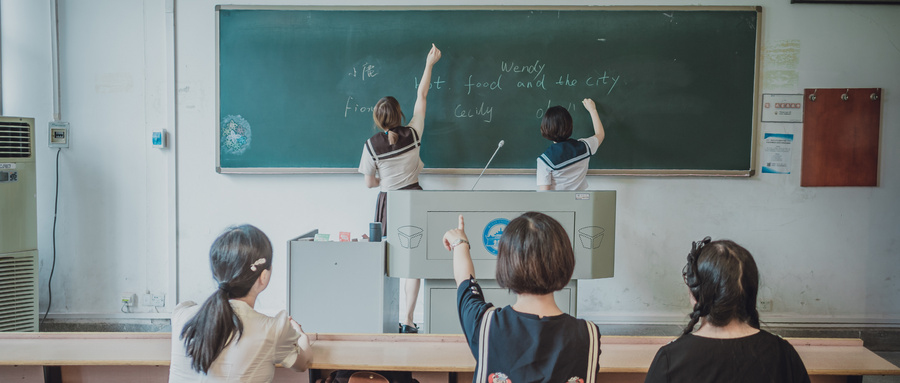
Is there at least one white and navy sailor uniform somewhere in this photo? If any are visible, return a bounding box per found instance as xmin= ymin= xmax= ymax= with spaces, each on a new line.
xmin=359 ymin=126 xmax=424 ymax=234
xmin=359 ymin=126 xmax=424 ymax=192
xmin=536 ymin=136 xmax=601 ymax=191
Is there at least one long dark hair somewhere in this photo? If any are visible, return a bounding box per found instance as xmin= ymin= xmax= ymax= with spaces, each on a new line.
xmin=681 ymin=237 xmax=760 ymax=335
xmin=179 ymin=224 xmax=274 ymax=373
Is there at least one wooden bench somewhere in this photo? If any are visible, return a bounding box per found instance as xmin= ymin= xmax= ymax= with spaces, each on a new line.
xmin=1 ymin=332 xmax=897 ymax=382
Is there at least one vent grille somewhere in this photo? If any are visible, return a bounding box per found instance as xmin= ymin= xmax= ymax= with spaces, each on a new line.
xmin=0 ymin=254 xmax=38 ymax=332
xmin=0 ymin=121 xmax=33 ymax=159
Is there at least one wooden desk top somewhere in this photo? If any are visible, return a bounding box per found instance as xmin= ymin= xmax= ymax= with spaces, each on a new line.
xmin=0 ymin=332 xmax=898 ymax=376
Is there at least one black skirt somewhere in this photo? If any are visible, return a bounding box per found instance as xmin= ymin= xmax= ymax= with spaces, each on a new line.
xmin=375 ymin=182 xmax=423 ymax=236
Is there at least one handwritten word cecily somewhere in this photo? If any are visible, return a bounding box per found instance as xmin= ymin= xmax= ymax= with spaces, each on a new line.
xmin=344 ymin=95 xmax=374 ymax=117
xmin=348 ymin=63 xmax=378 ymax=81
xmin=465 ymin=74 xmax=503 ymax=95
xmin=455 ymin=102 xmax=494 ymax=123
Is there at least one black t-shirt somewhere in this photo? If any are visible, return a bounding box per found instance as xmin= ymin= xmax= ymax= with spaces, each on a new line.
xmin=457 ymin=277 xmax=601 ymax=383
xmin=644 ymin=330 xmax=811 ymax=383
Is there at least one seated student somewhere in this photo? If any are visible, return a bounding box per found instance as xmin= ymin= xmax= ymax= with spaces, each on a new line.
xmin=169 ymin=224 xmax=312 ymax=383
xmin=442 ymin=213 xmax=601 ymax=383
xmin=644 ymin=237 xmax=811 ymax=383
xmin=537 ymin=98 xmax=605 ymax=191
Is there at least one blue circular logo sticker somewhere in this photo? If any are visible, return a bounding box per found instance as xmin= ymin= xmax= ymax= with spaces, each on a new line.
xmin=482 ymin=218 xmax=509 ymax=256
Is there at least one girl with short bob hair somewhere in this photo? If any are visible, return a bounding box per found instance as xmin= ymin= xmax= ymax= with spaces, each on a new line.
xmin=444 ymin=212 xmax=601 ymax=383
xmin=494 ymin=211 xmax=575 ymax=295
xmin=536 ymin=98 xmax=606 ymax=191
xmin=169 ymin=225 xmax=312 ymax=383
xmin=644 ymin=237 xmax=810 ymax=383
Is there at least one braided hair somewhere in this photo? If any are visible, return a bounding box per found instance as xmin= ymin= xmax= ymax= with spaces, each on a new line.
xmin=681 ymin=237 xmax=760 ymax=335
xmin=179 ymin=224 xmax=274 ymax=373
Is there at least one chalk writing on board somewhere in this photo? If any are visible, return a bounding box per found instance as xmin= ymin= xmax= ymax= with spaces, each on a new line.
xmin=414 ymin=76 xmax=447 ymax=90
xmin=464 ymin=75 xmax=504 ymax=95
xmin=454 ymin=103 xmax=494 ymax=123
xmin=344 ymin=96 xmax=374 ymax=117
xmin=348 ymin=63 xmax=378 ymax=81
xmin=500 ymin=60 xmax=546 ymax=79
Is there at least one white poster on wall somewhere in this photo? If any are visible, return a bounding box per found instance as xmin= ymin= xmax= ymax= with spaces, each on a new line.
xmin=762 ymin=133 xmax=794 ymax=174
xmin=761 ymin=94 xmax=804 ymax=123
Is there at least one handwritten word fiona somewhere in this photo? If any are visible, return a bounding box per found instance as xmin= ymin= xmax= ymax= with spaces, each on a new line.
xmin=344 ymin=95 xmax=374 ymax=117
xmin=455 ymin=102 xmax=494 ymax=123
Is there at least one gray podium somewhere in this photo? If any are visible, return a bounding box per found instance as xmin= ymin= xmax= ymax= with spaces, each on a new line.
xmin=386 ymin=190 xmax=616 ymax=334
xmin=287 ymin=230 xmax=399 ymax=334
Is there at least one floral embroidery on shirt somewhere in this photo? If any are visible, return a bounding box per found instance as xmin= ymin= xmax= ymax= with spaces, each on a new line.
xmin=488 ymin=372 xmax=511 ymax=383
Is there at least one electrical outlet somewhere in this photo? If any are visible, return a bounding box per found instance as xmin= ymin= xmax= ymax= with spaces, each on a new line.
xmin=121 ymin=293 xmax=137 ymax=307
xmin=759 ymin=299 xmax=773 ymax=312
xmin=49 ymin=121 xmax=70 ymax=148
xmin=150 ymin=293 xmax=166 ymax=307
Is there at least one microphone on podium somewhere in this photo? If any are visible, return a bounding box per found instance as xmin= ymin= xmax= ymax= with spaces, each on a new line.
xmin=471 ymin=140 xmax=505 ymax=190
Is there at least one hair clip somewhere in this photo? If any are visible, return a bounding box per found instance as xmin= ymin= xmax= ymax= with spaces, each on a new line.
xmin=683 ymin=236 xmax=712 ymax=283
xmin=691 ymin=236 xmax=712 ymax=258
xmin=249 ymin=258 xmax=267 ymax=272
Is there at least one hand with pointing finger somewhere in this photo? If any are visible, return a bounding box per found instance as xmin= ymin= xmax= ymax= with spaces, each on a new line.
xmin=443 ymin=215 xmax=469 ymax=251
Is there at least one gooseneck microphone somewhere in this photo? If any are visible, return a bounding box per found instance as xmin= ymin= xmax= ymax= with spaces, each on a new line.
xmin=471 ymin=140 xmax=505 ymax=190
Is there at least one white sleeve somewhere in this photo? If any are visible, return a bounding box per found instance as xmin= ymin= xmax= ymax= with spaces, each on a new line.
xmin=536 ymin=158 xmax=553 ymax=187
xmin=580 ymin=136 xmax=601 ymax=155
xmin=408 ymin=114 xmax=425 ymax=140
xmin=273 ymin=311 xmax=312 ymax=372
xmin=358 ymin=143 xmax=377 ymax=176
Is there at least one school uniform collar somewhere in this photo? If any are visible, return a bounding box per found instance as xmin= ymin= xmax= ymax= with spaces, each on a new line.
xmin=539 ymin=139 xmax=591 ymax=170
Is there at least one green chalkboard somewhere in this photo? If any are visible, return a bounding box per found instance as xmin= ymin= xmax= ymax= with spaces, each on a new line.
xmin=217 ymin=7 xmax=760 ymax=175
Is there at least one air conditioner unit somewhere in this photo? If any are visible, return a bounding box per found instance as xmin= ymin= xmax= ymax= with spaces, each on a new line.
xmin=0 ymin=116 xmax=38 ymax=332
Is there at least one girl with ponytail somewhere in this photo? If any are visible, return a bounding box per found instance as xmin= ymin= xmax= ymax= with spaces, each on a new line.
xmin=169 ymin=225 xmax=312 ymax=382
xmin=358 ymin=44 xmax=441 ymax=333
xmin=644 ymin=237 xmax=810 ymax=383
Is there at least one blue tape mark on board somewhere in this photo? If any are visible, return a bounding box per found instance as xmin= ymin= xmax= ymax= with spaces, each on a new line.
xmin=482 ymin=218 xmax=509 ymax=256
xmin=221 ymin=115 xmax=252 ymax=155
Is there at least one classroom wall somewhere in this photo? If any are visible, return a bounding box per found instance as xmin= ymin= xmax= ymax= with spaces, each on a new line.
xmin=4 ymin=0 xmax=898 ymax=326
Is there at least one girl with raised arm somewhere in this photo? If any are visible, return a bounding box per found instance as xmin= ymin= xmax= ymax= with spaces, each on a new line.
xmin=358 ymin=44 xmax=441 ymax=333
xmin=443 ymin=213 xmax=601 ymax=382
xmin=537 ymin=98 xmax=605 ymax=190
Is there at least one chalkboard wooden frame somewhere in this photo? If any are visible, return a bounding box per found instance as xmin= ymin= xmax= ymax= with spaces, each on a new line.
xmin=216 ymin=6 xmax=762 ymax=176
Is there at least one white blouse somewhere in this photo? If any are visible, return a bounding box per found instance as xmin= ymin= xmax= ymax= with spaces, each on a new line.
xmin=169 ymin=300 xmax=312 ymax=383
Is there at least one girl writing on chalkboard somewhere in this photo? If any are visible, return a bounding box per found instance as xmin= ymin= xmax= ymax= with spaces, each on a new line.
xmin=358 ymin=44 xmax=441 ymax=333
xmin=537 ymin=98 xmax=605 ymax=190
xmin=443 ymin=213 xmax=601 ymax=382
xmin=644 ymin=237 xmax=810 ymax=383
xmin=169 ymin=224 xmax=312 ymax=382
